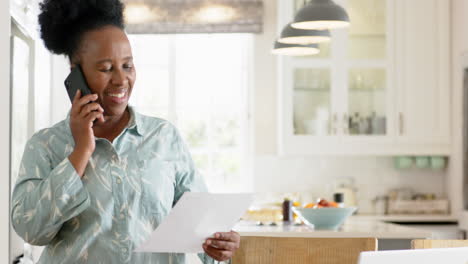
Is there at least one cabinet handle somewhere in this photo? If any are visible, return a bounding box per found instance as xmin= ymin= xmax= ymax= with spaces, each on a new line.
xmin=343 ymin=113 xmax=349 ymax=134
xmin=399 ymin=113 xmax=404 ymax=135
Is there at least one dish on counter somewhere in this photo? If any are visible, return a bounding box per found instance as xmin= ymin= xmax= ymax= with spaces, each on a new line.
xmin=293 ymin=206 xmax=357 ymax=230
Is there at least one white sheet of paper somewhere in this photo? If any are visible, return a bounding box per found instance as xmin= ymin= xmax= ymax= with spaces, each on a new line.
xmin=134 ymin=192 xmax=254 ymax=253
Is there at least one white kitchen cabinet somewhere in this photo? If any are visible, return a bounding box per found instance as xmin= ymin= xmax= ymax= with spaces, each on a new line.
xmin=278 ymin=0 xmax=450 ymax=155
xmin=394 ymin=0 xmax=451 ymax=151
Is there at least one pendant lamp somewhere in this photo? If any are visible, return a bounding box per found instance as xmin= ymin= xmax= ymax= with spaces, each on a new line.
xmin=278 ymin=23 xmax=330 ymax=45
xmin=272 ymin=41 xmax=320 ymax=56
xmin=292 ymin=0 xmax=350 ymax=30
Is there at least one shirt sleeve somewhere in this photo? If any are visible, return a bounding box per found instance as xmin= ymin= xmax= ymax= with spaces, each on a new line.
xmin=11 ymin=134 xmax=91 ymax=246
xmin=172 ymin=127 xmax=209 ymax=205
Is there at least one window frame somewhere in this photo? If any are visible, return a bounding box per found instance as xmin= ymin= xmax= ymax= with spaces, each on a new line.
xmin=129 ymin=33 xmax=254 ymax=192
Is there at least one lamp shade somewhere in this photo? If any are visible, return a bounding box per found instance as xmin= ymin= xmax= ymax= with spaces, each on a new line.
xmin=278 ymin=23 xmax=330 ymax=45
xmin=292 ymin=0 xmax=350 ymax=30
xmin=272 ymin=41 xmax=320 ymax=56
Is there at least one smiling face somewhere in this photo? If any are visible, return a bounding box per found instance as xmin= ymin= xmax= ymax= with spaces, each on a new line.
xmin=73 ymin=25 xmax=135 ymax=117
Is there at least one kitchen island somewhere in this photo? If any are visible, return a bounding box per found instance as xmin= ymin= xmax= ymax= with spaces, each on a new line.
xmin=233 ymin=216 xmax=433 ymax=250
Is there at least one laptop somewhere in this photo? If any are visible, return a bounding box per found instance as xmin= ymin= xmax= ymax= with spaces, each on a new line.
xmin=358 ymin=247 xmax=468 ymax=264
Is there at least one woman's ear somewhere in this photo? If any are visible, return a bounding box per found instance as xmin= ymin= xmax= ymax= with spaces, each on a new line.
xmin=69 ymin=58 xmax=77 ymax=70
xmin=69 ymin=54 xmax=81 ymax=70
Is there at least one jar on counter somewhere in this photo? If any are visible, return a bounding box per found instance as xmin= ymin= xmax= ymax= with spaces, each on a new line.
xmin=373 ymin=195 xmax=388 ymax=215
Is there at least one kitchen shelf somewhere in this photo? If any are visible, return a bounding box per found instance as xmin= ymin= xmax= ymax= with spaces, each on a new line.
xmin=294 ymin=87 xmax=329 ymax=92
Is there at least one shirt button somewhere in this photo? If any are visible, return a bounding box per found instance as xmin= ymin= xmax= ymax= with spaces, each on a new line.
xmin=116 ymin=179 xmax=122 ymax=184
xmin=120 ymin=213 xmax=125 ymax=219
xmin=122 ymin=248 xmax=127 ymax=253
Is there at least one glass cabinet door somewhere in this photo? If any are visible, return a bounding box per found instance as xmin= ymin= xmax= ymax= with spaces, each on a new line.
xmin=347 ymin=0 xmax=386 ymax=60
xmin=293 ymin=68 xmax=332 ymax=135
xmin=348 ymin=68 xmax=386 ymax=135
xmin=346 ymin=0 xmax=388 ymax=135
xmin=288 ymin=0 xmax=388 ymax=138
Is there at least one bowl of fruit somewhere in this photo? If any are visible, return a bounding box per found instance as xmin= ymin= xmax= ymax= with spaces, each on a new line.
xmin=292 ymin=199 xmax=356 ymax=230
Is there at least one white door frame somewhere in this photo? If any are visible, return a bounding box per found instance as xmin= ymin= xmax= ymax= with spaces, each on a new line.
xmin=1 ymin=0 xmax=11 ymax=263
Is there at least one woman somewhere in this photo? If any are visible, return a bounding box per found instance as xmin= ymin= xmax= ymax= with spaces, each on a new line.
xmin=10 ymin=0 xmax=240 ymax=263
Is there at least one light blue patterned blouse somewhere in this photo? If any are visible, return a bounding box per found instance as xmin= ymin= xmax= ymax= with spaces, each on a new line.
xmin=11 ymin=106 xmax=219 ymax=264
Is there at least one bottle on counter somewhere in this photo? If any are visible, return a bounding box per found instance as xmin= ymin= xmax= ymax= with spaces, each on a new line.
xmin=282 ymin=198 xmax=293 ymax=223
xmin=333 ymin=193 xmax=345 ymax=208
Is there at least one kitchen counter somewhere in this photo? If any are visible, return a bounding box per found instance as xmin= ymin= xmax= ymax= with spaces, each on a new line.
xmin=233 ymin=217 xmax=432 ymax=239
xmin=352 ymin=214 xmax=458 ymax=223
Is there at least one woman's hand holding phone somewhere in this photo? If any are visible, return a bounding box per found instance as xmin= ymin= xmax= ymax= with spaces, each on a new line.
xmin=68 ymin=90 xmax=105 ymax=177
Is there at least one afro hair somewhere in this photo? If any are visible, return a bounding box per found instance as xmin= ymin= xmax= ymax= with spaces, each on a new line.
xmin=38 ymin=0 xmax=125 ymax=58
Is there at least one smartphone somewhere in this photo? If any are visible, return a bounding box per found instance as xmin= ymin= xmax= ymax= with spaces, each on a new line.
xmin=64 ymin=65 xmax=92 ymax=102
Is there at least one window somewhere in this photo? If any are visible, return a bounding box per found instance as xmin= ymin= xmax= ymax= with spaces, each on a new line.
xmin=128 ymin=34 xmax=251 ymax=192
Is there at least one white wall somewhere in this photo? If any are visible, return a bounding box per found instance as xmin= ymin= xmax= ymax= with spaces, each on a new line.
xmin=50 ymin=55 xmax=71 ymax=124
xmin=254 ymin=156 xmax=447 ymax=213
xmin=1 ymin=1 xmax=11 ymax=262
xmin=253 ymin=0 xmax=278 ymax=155
xmin=34 ymin=43 xmax=52 ymax=131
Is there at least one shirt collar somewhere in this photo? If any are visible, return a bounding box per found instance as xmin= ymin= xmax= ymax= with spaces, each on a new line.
xmin=64 ymin=105 xmax=146 ymax=137
xmin=127 ymin=105 xmax=145 ymax=137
